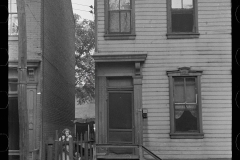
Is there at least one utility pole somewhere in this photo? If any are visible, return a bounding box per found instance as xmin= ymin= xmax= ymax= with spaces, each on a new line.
xmin=16 ymin=0 xmax=29 ymax=159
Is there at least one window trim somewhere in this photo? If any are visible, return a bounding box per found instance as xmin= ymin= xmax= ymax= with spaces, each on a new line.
xmin=167 ymin=0 xmax=199 ymax=39
xmin=104 ymin=0 xmax=136 ymax=40
xmin=167 ymin=67 xmax=204 ymax=139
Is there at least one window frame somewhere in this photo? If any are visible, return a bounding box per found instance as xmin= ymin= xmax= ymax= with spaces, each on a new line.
xmin=8 ymin=78 xmax=20 ymax=157
xmin=167 ymin=0 xmax=199 ymax=39
xmin=167 ymin=67 xmax=204 ymax=139
xmin=104 ymin=0 xmax=136 ymax=40
xmin=8 ymin=0 xmax=19 ymax=37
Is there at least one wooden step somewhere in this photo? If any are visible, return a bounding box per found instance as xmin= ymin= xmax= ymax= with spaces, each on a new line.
xmin=96 ymin=154 xmax=139 ymax=159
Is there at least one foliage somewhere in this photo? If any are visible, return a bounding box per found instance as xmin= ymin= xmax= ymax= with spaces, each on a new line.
xmin=74 ymin=14 xmax=95 ymax=105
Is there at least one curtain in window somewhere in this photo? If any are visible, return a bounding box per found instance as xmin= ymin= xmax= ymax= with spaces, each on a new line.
xmin=175 ymin=105 xmax=184 ymax=119
xmin=186 ymin=105 xmax=197 ymax=117
xmin=175 ymin=105 xmax=197 ymax=119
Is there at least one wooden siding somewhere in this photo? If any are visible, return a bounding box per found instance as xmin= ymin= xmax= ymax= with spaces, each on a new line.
xmin=96 ymin=0 xmax=231 ymax=159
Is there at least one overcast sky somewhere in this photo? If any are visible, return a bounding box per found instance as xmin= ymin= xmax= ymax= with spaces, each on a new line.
xmin=71 ymin=0 xmax=94 ymax=20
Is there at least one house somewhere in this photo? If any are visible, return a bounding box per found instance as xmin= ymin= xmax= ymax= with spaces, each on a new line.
xmin=8 ymin=0 xmax=75 ymax=159
xmin=93 ymin=0 xmax=231 ymax=160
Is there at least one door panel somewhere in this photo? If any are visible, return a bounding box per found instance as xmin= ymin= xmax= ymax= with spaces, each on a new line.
xmin=109 ymin=92 xmax=133 ymax=130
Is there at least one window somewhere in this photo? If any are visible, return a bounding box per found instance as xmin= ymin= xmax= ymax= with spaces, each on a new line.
xmin=8 ymin=79 xmax=20 ymax=160
xmin=167 ymin=67 xmax=204 ymax=139
xmin=167 ymin=0 xmax=199 ymax=39
xmin=8 ymin=0 xmax=18 ymax=36
xmin=104 ymin=0 xmax=136 ymax=40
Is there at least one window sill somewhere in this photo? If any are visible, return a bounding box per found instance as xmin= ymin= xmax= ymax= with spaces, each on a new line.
xmin=8 ymin=36 xmax=18 ymax=41
xmin=104 ymin=34 xmax=136 ymax=40
xmin=167 ymin=33 xmax=199 ymax=39
xmin=170 ymin=133 xmax=204 ymax=139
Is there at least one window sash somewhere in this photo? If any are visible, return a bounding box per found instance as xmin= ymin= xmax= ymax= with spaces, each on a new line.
xmin=173 ymin=77 xmax=197 ymax=103
xmin=172 ymin=0 xmax=193 ymax=9
xmin=8 ymin=13 xmax=18 ymax=36
xmin=106 ymin=0 xmax=134 ymax=35
xmin=168 ymin=0 xmax=198 ymax=35
xmin=9 ymin=0 xmax=18 ymax=36
xmin=108 ymin=10 xmax=132 ymax=34
xmin=173 ymin=77 xmax=200 ymax=133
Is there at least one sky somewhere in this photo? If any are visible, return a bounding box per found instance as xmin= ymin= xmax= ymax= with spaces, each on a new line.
xmin=71 ymin=0 xmax=94 ymax=20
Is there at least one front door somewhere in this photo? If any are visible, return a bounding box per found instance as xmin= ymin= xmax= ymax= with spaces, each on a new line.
xmin=107 ymin=77 xmax=134 ymax=154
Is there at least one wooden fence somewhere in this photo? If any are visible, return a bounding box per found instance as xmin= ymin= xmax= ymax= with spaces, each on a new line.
xmin=46 ymin=130 xmax=95 ymax=160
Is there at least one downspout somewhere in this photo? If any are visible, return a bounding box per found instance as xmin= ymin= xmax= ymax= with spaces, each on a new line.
xmin=16 ymin=0 xmax=29 ymax=160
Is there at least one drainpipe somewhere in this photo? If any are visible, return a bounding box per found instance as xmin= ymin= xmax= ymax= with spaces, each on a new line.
xmin=17 ymin=0 xmax=29 ymax=160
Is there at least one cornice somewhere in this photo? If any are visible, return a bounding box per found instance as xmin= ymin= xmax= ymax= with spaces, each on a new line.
xmin=92 ymin=53 xmax=147 ymax=62
xmin=8 ymin=59 xmax=42 ymax=68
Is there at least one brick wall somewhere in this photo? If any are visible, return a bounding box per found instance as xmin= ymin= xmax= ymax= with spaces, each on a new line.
xmin=42 ymin=0 xmax=75 ymax=143
xmin=25 ymin=0 xmax=42 ymax=58
xmin=8 ymin=40 xmax=18 ymax=61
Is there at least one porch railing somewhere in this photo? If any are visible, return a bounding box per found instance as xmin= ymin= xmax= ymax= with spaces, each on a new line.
xmin=46 ymin=130 xmax=95 ymax=160
xmin=46 ymin=130 xmax=162 ymax=160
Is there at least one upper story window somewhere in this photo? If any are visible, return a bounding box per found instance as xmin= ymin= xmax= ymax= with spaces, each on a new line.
xmin=167 ymin=0 xmax=199 ymax=39
xmin=8 ymin=0 xmax=18 ymax=36
xmin=104 ymin=0 xmax=136 ymax=40
xmin=167 ymin=67 xmax=204 ymax=139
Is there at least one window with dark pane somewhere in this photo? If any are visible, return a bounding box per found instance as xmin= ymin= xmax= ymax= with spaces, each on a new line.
xmin=108 ymin=0 xmax=131 ymax=33
xmin=8 ymin=79 xmax=18 ymax=92
xmin=8 ymin=97 xmax=20 ymax=150
xmin=173 ymin=77 xmax=198 ymax=132
xmin=171 ymin=0 xmax=195 ymax=33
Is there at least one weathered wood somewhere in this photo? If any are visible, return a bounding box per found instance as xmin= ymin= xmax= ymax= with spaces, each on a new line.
xmin=76 ymin=133 xmax=79 ymax=159
xmin=84 ymin=131 xmax=88 ymax=160
xmin=69 ymin=137 xmax=73 ymax=160
xmin=90 ymin=141 xmax=93 ymax=160
xmin=46 ymin=137 xmax=54 ymax=160
xmin=80 ymin=133 xmax=83 ymax=158
xmin=54 ymin=130 xmax=59 ymax=160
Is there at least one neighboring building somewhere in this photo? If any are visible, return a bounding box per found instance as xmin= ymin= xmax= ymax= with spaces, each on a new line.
xmin=8 ymin=0 xmax=75 ymax=159
xmin=93 ymin=0 xmax=231 ymax=160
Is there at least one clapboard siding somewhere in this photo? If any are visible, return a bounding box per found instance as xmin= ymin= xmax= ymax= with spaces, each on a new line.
xmin=96 ymin=0 xmax=231 ymax=159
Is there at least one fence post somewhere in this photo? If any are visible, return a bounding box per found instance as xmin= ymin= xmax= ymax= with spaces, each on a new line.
xmin=84 ymin=131 xmax=88 ymax=160
xmin=47 ymin=137 xmax=54 ymax=160
xmin=54 ymin=130 xmax=59 ymax=160
xmin=69 ymin=137 xmax=74 ymax=160
xmin=93 ymin=144 xmax=96 ymax=160
xmin=139 ymin=146 xmax=144 ymax=160
xmin=76 ymin=134 xmax=79 ymax=159
xmin=80 ymin=134 xmax=82 ymax=159
xmin=89 ymin=141 xmax=93 ymax=160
